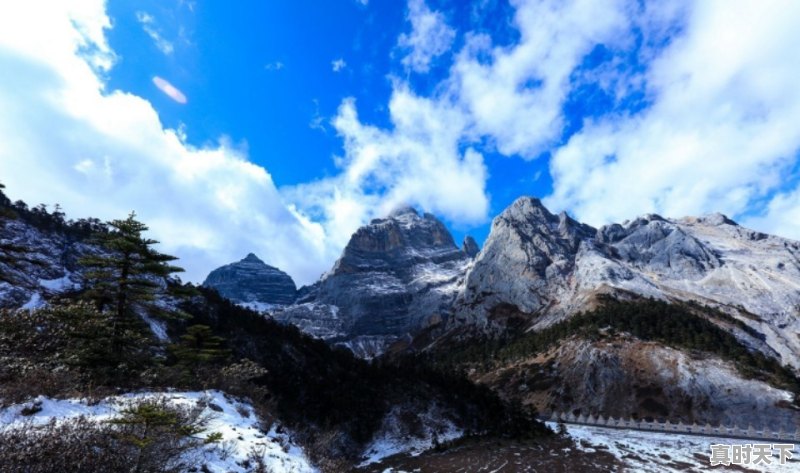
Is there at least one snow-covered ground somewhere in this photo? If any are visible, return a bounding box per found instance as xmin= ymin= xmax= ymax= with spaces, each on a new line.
xmin=550 ymin=422 xmax=800 ymax=472
xmin=359 ymin=404 xmax=463 ymax=467
xmin=20 ymin=292 xmax=43 ymax=309
xmin=0 ymin=390 xmax=318 ymax=473
xmin=238 ymin=301 xmax=283 ymax=313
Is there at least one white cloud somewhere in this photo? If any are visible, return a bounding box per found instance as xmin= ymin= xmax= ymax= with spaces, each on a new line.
xmin=331 ymin=58 xmax=346 ymax=72
xmin=452 ymin=0 xmax=631 ymax=158
xmin=0 ymin=1 xmax=334 ymax=285
xmin=398 ymin=0 xmax=455 ymax=73
xmin=308 ymin=99 xmax=326 ymax=132
xmin=135 ymin=11 xmax=174 ymax=56
xmin=152 ymin=76 xmax=187 ymax=104
xmin=335 ymin=0 xmax=800 ymax=244
xmin=544 ymin=0 xmax=800 ymax=235
xmin=285 ymin=0 xmax=631 ymax=250
xmin=286 ymin=87 xmax=489 ymax=250
xmin=264 ymin=61 xmax=284 ymax=71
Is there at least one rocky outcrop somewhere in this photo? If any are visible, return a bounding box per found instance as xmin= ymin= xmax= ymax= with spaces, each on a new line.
xmin=455 ymin=197 xmax=595 ymax=326
xmin=461 ymin=236 xmax=480 ymax=258
xmin=479 ymin=336 xmax=800 ymax=430
xmin=0 ymin=217 xmax=89 ymax=309
xmin=203 ymin=253 xmax=297 ymax=308
xmin=275 ymin=206 xmax=472 ymax=357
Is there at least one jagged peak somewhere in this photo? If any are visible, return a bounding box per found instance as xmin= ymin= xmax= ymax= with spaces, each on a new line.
xmin=624 ymin=213 xmax=668 ymax=229
xmin=500 ymin=196 xmax=556 ymax=223
xmin=694 ymin=213 xmax=738 ymax=227
xmin=462 ymin=235 xmax=480 ymax=258
xmin=510 ymin=196 xmax=549 ymax=210
xmin=498 ymin=197 xmax=597 ymax=235
xmin=388 ymin=205 xmax=419 ymax=219
xmin=242 ymin=253 xmax=264 ymax=263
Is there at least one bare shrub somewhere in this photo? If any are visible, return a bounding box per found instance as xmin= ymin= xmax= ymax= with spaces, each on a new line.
xmin=217 ymin=438 xmax=238 ymax=461
xmin=243 ymin=445 xmax=275 ymax=473
xmin=0 ymin=398 xmax=213 ymax=473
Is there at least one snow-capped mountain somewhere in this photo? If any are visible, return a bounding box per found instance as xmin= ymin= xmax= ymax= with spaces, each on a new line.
xmin=205 ymin=196 xmax=800 ymax=369
xmin=454 ymin=196 xmax=800 ymax=370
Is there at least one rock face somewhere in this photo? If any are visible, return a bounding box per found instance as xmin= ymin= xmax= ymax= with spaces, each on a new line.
xmin=454 ymin=196 xmax=800 ymax=370
xmin=203 ymin=253 xmax=297 ymax=309
xmin=275 ymin=206 xmax=472 ymax=358
xmin=461 ymin=236 xmax=480 ymax=258
xmin=0 ymin=217 xmax=89 ymax=309
xmin=479 ymin=336 xmax=800 ymax=430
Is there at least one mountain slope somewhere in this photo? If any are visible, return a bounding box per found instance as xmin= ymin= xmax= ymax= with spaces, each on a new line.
xmin=0 ymin=206 xmax=103 ymax=310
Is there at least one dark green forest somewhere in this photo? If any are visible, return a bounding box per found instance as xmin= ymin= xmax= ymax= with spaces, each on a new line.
xmin=427 ymin=297 xmax=800 ymax=396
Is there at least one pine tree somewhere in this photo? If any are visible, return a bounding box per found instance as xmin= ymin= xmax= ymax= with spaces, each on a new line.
xmin=79 ymin=212 xmax=184 ymax=377
xmin=108 ymin=400 xmax=208 ymax=473
xmin=169 ymin=324 xmax=230 ymax=371
xmin=55 ymin=302 xmax=152 ymax=380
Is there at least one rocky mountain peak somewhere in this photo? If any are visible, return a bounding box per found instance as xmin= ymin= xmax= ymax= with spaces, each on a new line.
xmin=492 ymin=196 xmax=595 ymax=255
xmin=335 ymin=207 xmax=459 ymax=272
xmin=203 ymin=254 xmax=297 ymax=307
xmin=500 ymin=196 xmax=555 ymax=225
xmin=388 ymin=205 xmax=419 ymax=219
xmin=276 ymin=206 xmax=471 ymax=357
xmin=462 ymin=236 xmax=480 ymax=258
xmin=242 ymin=252 xmax=263 ymax=263
xmin=679 ymin=213 xmax=738 ymax=227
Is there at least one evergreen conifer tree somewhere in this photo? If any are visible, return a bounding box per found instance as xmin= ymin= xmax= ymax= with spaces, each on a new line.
xmin=79 ymin=212 xmax=184 ymax=378
xmin=169 ymin=324 xmax=230 ymax=369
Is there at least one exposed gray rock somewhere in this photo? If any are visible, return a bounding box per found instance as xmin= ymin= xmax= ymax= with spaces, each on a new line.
xmin=462 ymin=236 xmax=480 ymax=258
xmin=455 ymin=197 xmax=596 ymax=323
xmin=203 ymin=253 xmax=297 ymax=307
xmin=266 ymin=196 xmax=800 ymax=370
xmin=275 ymin=206 xmax=469 ymax=354
xmin=483 ymin=336 xmax=800 ymax=430
xmin=453 ymin=196 xmax=800 ymax=370
xmin=0 ymin=218 xmax=89 ymax=309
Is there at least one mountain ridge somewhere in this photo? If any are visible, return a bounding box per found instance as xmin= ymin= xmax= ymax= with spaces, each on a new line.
xmin=204 ymin=196 xmax=800 ymax=371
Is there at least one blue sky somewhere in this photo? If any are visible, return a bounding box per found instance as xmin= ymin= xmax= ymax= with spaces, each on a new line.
xmin=102 ymin=0 xmax=551 ymax=246
xmin=2 ymin=1 xmax=800 ymax=285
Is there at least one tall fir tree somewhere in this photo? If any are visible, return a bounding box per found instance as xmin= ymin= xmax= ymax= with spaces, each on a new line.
xmin=168 ymin=324 xmax=230 ymax=383
xmin=170 ymin=325 xmax=229 ymax=366
xmin=79 ymin=212 xmax=184 ymax=377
